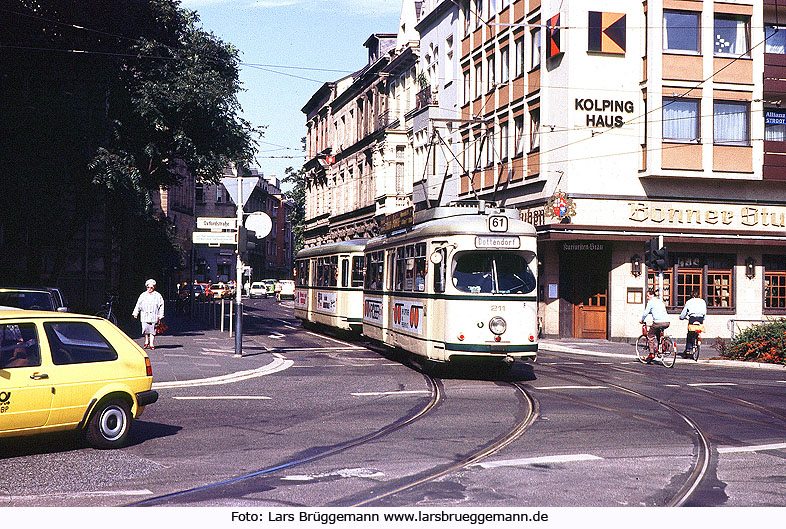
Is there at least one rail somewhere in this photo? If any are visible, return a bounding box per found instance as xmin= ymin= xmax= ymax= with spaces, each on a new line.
xmin=727 ymin=318 xmax=773 ymax=338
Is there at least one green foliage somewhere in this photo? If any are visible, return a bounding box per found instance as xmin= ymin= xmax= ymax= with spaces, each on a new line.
xmin=720 ymin=320 xmax=786 ymax=365
xmin=283 ymin=166 xmax=307 ymax=257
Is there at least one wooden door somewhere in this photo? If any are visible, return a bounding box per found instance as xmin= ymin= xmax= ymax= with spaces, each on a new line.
xmin=572 ymin=269 xmax=608 ymax=338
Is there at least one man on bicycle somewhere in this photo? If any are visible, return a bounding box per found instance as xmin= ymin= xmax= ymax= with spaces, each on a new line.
xmin=679 ymin=289 xmax=706 ymax=356
xmin=641 ymin=289 xmax=669 ymax=359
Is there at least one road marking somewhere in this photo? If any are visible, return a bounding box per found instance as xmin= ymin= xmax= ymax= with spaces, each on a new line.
xmin=153 ymin=354 xmax=293 ymax=389
xmin=718 ymin=443 xmax=786 ymax=454
xmin=268 ymin=332 xmax=285 ymax=339
xmin=9 ymin=490 xmax=153 ymax=500
xmin=533 ymin=385 xmax=608 ymax=390
xmin=173 ymin=395 xmax=272 ymax=400
xmin=282 ymin=468 xmax=385 ymax=481
xmin=351 ymin=390 xmax=433 ymax=397
xmin=687 ymin=382 xmax=737 ymax=387
xmin=471 ymin=454 xmax=603 ymax=469
xmin=306 ymin=331 xmax=355 ymax=346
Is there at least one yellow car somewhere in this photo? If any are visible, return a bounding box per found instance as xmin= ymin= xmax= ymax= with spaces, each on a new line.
xmin=0 ymin=310 xmax=158 ymax=449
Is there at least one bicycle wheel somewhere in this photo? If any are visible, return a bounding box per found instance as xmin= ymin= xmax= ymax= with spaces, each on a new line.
xmin=635 ymin=335 xmax=651 ymax=363
xmin=661 ymin=337 xmax=677 ymax=368
xmin=691 ymin=342 xmax=700 ymax=362
xmin=96 ymin=310 xmax=118 ymax=326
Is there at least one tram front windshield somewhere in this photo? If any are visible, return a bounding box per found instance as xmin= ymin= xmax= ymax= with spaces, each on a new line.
xmin=452 ymin=251 xmax=536 ymax=294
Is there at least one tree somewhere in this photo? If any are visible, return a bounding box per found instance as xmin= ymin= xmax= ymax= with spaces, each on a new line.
xmin=283 ymin=165 xmax=306 ymax=258
xmin=0 ymin=0 xmax=259 ymax=308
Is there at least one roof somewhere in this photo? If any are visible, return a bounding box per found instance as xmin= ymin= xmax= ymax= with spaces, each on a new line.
xmin=296 ymin=239 xmax=370 ymax=258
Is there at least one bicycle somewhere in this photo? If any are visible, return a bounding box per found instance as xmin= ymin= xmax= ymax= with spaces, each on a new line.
xmin=636 ymin=323 xmax=676 ymax=368
xmin=95 ymin=293 xmax=119 ymax=325
xmin=684 ymin=322 xmax=704 ymax=361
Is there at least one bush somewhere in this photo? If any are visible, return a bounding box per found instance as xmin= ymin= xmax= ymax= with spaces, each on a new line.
xmin=720 ymin=319 xmax=786 ymax=365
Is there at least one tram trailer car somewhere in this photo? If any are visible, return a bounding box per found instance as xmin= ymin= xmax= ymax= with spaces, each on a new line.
xmin=294 ymin=239 xmax=369 ymax=332
xmin=362 ymin=206 xmax=538 ymax=367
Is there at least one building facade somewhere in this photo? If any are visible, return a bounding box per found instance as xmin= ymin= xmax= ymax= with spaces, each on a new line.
xmin=303 ymin=0 xmax=786 ymax=341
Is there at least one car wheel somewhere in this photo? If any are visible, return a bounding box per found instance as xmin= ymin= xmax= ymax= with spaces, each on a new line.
xmin=85 ymin=398 xmax=131 ymax=449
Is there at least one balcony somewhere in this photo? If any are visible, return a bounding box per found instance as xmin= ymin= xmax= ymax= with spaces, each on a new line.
xmin=415 ymin=86 xmax=438 ymax=111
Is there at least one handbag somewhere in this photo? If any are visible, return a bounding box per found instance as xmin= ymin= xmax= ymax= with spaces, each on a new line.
xmin=155 ymin=319 xmax=168 ymax=334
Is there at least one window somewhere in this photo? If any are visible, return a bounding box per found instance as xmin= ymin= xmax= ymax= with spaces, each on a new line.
xmin=663 ymin=98 xmax=699 ymax=142
xmin=463 ymin=70 xmax=471 ymax=104
xmin=530 ymin=109 xmax=540 ymax=151
xmin=514 ymin=115 xmax=525 ymax=155
xmin=0 ymin=323 xmax=40 ymax=368
xmin=647 ymin=272 xmax=673 ymax=307
xmin=500 ymin=47 xmax=509 ymax=83
xmin=650 ymin=253 xmax=734 ymax=310
xmin=714 ymin=101 xmax=749 ymax=146
xmin=365 ymin=251 xmax=384 ymax=291
xmin=501 ymin=0 xmax=510 ymax=10
xmin=295 ymin=259 xmax=310 ymax=287
xmin=44 ymin=322 xmax=117 ymax=365
xmin=476 ymin=0 xmax=483 ymax=29
xmin=316 ymin=256 xmax=338 ymax=287
xmin=714 ymin=15 xmax=750 ymax=56
xmin=663 ymin=11 xmax=700 ymax=52
xmin=764 ymin=255 xmax=786 ymax=309
xmin=489 ymin=0 xmax=496 ymax=18
xmin=500 ymin=121 xmax=509 ymax=160
xmin=531 ymin=28 xmax=542 ymax=70
xmin=515 ymin=37 xmax=525 ymax=77
xmin=474 ymin=63 xmax=482 ymax=99
xmin=451 ymin=252 xmax=536 ymax=294
xmin=195 ymin=183 xmax=204 ymax=203
xmin=765 ymin=26 xmax=786 ymax=54
xmin=487 ymin=55 xmax=495 ymax=92
xmin=351 ymin=256 xmax=365 ymax=288
xmin=766 ymin=109 xmax=786 ymax=141
xmin=396 ymin=145 xmax=405 ymax=195
xmin=445 ymin=36 xmax=454 ymax=86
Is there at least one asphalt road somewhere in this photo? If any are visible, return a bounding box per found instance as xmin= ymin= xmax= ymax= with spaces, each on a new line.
xmin=2 ymin=297 xmax=785 ymax=511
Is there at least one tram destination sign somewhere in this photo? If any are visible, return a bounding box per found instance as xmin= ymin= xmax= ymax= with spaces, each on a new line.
xmin=475 ymin=236 xmax=520 ymax=249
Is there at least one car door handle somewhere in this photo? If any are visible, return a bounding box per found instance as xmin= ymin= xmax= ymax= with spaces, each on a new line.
xmin=30 ymin=373 xmax=49 ymax=380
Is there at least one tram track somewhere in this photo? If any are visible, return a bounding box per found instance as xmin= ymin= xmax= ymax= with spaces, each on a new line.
xmin=535 ymin=362 xmax=710 ymax=507
xmin=126 ymin=371 xmax=443 ymax=506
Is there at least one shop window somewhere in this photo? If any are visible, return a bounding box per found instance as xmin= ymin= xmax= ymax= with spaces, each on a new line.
xmin=663 ymin=98 xmax=699 ymax=142
xmin=663 ymin=11 xmax=700 ymax=53
xmin=649 ymin=253 xmax=734 ymax=310
xmin=714 ymin=15 xmax=750 ymax=56
xmin=647 ymin=272 xmax=673 ymax=307
xmin=764 ymin=255 xmax=786 ymax=310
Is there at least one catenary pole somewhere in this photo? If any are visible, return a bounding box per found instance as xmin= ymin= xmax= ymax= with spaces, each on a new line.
xmin=235 ymin=164 xmax=243 ymax=357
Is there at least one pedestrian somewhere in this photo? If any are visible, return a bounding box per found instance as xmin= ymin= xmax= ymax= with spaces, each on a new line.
xmin=132 ymin=278 xmax=165 ymax=349
xmin=640 ymin=288 xmax=669 ymax=359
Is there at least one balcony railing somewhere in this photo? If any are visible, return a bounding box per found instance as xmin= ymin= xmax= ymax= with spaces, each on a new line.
xmin=416 ymin=86 xmax=438 ymax=111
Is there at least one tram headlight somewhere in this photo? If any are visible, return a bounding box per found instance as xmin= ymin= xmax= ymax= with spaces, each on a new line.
xmin=489 ymin=316 xmax=507 ymax=335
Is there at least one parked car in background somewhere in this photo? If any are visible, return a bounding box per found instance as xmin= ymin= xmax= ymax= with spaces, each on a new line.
xmin=179 ymin=283 xmax=206 ymax=301
xmin=0 ymin=287 xmax=68 ymax=312
xmin=249 ymin=282 xmax=267 ymax=299
xmin=276 ymin=280 xmax=295 ymax=301
xmin=198 ymin=283 xmax=214 ymax=299
xmin=0 ymin=310 xmax=158 ymax=448
xmin=261 ymin=279 xmax=277 ymax=297
xmin=211 ymin=282 xmax=229 ymax=299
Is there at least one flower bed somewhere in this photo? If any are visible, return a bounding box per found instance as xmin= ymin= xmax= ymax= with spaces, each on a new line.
xmin=716 ymin=319 xmax=786 ymax=365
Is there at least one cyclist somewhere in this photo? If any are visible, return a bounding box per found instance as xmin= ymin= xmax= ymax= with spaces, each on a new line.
xmin=641 ymin=289 xmax=669 ymax=360
xmin=679 ymin=288 xmax=706 ymax=357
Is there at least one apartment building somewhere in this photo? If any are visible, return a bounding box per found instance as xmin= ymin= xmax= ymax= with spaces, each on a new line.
xmin=302 ymin=0 xmax=786 ymax=340
xmin=452 ymin=0 xmax=786 ymax=340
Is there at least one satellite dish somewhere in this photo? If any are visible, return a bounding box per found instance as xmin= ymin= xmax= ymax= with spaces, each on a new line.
xmin=245 ymin=212 xmax=272 ymax=238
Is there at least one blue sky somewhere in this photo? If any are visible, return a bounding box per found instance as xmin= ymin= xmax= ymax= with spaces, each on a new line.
xmin=180 ymin=0 xmax=402 ymax=188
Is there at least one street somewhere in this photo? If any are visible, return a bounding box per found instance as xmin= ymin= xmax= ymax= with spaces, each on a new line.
xmin=1 ymin=297 xmax=785 ymax=508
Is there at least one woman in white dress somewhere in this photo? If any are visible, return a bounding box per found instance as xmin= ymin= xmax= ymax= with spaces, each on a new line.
xmin=132 ymin=278 xmax=165 ymax=349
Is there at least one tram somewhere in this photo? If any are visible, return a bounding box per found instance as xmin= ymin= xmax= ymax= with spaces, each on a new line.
xmin=362 ymin=203 xmax=539 ymax=367
xmin=294 ymin=239 xmax=369 ymax=332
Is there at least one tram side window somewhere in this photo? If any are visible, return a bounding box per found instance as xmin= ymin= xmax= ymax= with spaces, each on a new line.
xmin=365 ymin=251 xmax=383 ymax=290
xmin=395 ymin=247 xmax=406 ymax=291
xmin=341 ymin=259 xmax=349 ymax=288
xmin=352 ymin=256 xmax=365 ymax=288
xmin=415 ymin=243 xmax=426 ymax=292
xmin=329 ymin=256 xmax=338 ymax=287
xmin=295 ymin=260 xmax=310 ymax=287
xmin=387 ymin=251 xmax=396 ymax=291
xmin=405 ymin=245 xmax=415 ymax=291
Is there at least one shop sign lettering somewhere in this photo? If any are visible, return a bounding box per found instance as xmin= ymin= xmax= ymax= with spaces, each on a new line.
xmin=629 ymin=202 xmax=786 ymax=228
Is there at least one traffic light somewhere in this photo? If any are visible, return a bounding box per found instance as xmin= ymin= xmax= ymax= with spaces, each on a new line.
xmin=644 ymin=237 xmax=657 ymax=269
xmin=652 ymin=245 xmax=669 ymax=271
xmin=238 ymin=226 xmax=257 ymax=259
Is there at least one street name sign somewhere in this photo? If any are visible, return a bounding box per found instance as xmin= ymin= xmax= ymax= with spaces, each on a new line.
xmin=193 ymin=231 xmax=238 ymax=245
xmin=197 ymin=217 xmax=238 ymax=230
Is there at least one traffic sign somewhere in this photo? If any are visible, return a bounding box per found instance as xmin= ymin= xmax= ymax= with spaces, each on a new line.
xmin=221 ymin=177 xmax=259 ymax=208
xmin=193 ymin=231 xmax=238 ymax=245
xmin=197 ymin=217 xmax=238 ymax=230
xmin=245 ymin=211 xmax=273 ymax=238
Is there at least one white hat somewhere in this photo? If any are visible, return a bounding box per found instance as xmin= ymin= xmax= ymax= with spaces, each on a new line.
xmin=145 ymin=279 xmax=156 ymax=288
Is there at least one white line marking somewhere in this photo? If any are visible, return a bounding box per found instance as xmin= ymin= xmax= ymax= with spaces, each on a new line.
xmin=173 ymin=396 xmax=271 ymax=400
xmin=282 ymin=468 xmax=385 ymax=481
xmin=10 ymin=490 xmax=153 ymax=500
xmin=472 ymin=454 xmax=603 ymax=469
xmin=153 ymin=355 xmax=293 ymax=389
xmin=534 ymin=385 xmax=608 ymax=390
xmin=351 ymin=390 xmax=433 ymax=397
xmin=687 ymin=382 xmax=737 ymax=387
xmin=306 ymin=331 xmax=354 ymax=346
xmin=718 ymin=442 xmax=786 ymax=454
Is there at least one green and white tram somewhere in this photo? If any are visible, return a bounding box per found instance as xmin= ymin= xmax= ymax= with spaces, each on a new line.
xmin=363 ymin=205 xmax=538 ymax=367
xmin=294 ymin=239 xmax=369 ymax=332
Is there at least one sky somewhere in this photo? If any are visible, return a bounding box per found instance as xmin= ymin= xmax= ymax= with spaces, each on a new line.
xmin=180 ymin=0 xmax=403 ymax=189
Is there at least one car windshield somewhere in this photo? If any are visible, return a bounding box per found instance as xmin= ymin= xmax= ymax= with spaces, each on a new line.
xmin=451 ymin=251 xmax=536 ymax=294
xmin=0 ymin=291 xmax=54 ymax=310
